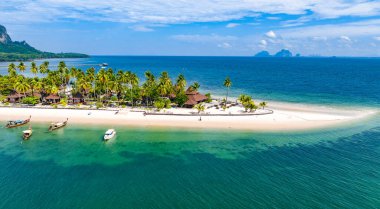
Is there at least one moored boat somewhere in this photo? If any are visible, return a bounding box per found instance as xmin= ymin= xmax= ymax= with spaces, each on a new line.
xmin=6 ymin=116 xmax=31 ymax=128
xmin=48 ymin=118 xmax=68 ymax=131
xmin=22 ymin=126 xmax=33 ymax=140
xmin=104 ymin=129 xmax=116 ymax=141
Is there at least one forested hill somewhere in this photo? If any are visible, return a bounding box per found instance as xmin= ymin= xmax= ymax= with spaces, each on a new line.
xmin=0 ymin=25 xmax=88 ymax=62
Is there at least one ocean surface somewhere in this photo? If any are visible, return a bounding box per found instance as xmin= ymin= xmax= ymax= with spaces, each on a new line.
xmin=1 ymin=56 xmax=380 ymax=208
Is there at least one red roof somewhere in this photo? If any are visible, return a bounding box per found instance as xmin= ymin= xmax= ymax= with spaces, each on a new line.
xmin=7 ymin=93 xmax=24 ymax=99
xmin=46 ymin=94 xmax=60 ymax=100
xmin=185 ymin=87 xmax=197 ymax=95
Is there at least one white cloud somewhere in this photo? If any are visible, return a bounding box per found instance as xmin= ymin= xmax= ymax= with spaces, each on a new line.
xmin=265 ymin=30 xmax=277 ymax=39
xmin=226 ymin=23 xmax=240 ymax=28
xmin=129 ymin=25 xmax=154 ymax=32
xmin=278 ymin=19 xmax=380 ymax=39
xmin=312 ymin=36 xmax=328 ymax=41
xmin=217 ymin=42 xmax=232 ymax=48
xmin=1 ymin=0 xmax=380 ymax=25
xmin=258 ymin=39 xmax=268 ymax=48
xmin=339 ymin=35 xmax=351 ymax=42
xmin=374 ymin=36 xmax=380 ymax=41
xmin=171 ymin=34 xmax=237 ymax=43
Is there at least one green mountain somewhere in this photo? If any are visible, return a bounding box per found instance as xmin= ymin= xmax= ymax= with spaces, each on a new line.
xmin=0 ymin=25 xmax=88 ymax=62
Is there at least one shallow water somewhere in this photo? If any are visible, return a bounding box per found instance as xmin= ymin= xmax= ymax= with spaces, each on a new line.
xmin=1 ymin=56 xmax=380 ymax=208
xmin=0 ymin=115 xmax=379 ymax=208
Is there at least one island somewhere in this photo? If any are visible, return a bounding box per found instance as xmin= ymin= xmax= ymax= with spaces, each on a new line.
xmin=254 ymin=49 xmax=297 ymax=57
xmin=0 ymin=61 xmax=374 ymax=131
xmin=0 ymin=25 xmax=88 ymax=62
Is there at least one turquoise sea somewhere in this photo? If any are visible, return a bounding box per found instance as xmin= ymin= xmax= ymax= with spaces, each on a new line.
xmin=1 ymin=56 xmax=380 ymax=208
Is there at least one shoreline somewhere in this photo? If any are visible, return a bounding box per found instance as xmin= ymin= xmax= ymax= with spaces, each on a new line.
xmin=0 ymin=103 xmax=377 ymax=131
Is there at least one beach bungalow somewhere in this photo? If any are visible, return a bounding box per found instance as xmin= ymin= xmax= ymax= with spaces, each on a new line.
xmin=184 ymin=87 xmax=208 ymax=108
xmin=71 ymin=92 xmax=85 ymax=104
xmin=7 ymin=92 xmax=25 ymax=103
xmin=45 ymin=94 xmax=61 ymax=104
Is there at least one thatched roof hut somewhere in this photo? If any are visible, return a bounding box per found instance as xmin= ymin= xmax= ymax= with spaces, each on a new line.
xmin=7 ymin=92 xmax=25 ymax=103
xmin=184 ymin=87 xmax=208 ymax=107
xmin=45 ymin=94 xmax=60 ymax=104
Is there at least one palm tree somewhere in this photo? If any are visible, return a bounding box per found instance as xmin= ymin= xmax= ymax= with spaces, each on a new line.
xmin=238 ymin=94 xmax=253 ymax=112
xmin=14 ymin=79 xmax=30 ymax=97
xmin=30 ymin=62 xmax=38 ymax=76
xmin=8 ymin=63 xmax=17 ymax=77
xmin=39 ymin=61 xmax=49 ymax=75
xmin=175 ymin=74 xmax=186 ymax=92
xmin=143 ymin=71 xmax=156 ymax=106
xmin=193 ymin=103 xmax=205 ymax=114
xmin=86 ymin=67 xmax=96 ymax=99
xmin=223 ymin=77 xmax=232 ymax=107
xmin=157 ymin=71 xmax=172 ymax=97
xmin=45 ymin=84 xmax=59 ymax=95
xmin=259 ymin=101 xmax=267 ymax=109
xmin=190 ymin=82 xmax=200 ymax=91
xmin=128 ymin=72 xmax=139 ymax=107
xmin=17 ymin=62 xmax=26 ymax=74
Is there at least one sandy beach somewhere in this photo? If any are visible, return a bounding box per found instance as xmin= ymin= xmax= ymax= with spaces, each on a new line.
xmin=0 ymin=103 xmax=376 ymax=131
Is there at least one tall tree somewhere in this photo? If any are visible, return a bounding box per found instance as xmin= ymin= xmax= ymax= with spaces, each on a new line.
xmin=223 ymin=77 xmax=232 ymax=108
xmin=14 ymin=78 xmax=30 ymax=96
xmin=8 ymin=63 xmax=17 ymax=77
xmin=17 ymin=62 xmax=26 ymax=74
xmin=175 ymin=74 xmax=186 ymax=93
xmin=39 ymin=61 xmax=49 ymax=75
xmin=30 ymin=62 xmax=38 ymax=76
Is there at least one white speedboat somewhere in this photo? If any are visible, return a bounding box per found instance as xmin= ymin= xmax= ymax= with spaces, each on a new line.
xmin=104 ymin=129 xmax=116 ymax=141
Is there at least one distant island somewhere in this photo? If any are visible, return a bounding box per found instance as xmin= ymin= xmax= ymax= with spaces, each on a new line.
xmin=254 ymin=49 xmax=300 ymax=57
xmin=0 ymin=25 xmax=88 ymax=62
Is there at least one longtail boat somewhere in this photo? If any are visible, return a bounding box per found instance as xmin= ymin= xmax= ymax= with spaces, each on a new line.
xmin=48 ymin=118 xmax=68 ymax=131
xmin=6 ymin=116 xmax=31 ymax=128
xmin=22 ymin=126 xmax=33 ymax=140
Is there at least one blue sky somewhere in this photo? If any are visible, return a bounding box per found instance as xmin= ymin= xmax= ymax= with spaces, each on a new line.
xmin=2 ymin=0 xmax=380 ymax=56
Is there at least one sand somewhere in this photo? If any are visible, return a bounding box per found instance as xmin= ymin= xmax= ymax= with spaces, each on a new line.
xmin=0 ymin=103 xmax=376 ymax=131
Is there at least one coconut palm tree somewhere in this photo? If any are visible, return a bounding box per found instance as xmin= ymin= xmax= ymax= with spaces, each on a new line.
xmin=45 ymin=84 xmax=59 ymax=95
xmin=14 ymin=79 xmax=30 ymax=97
xmin=143 ymin=71 xmax=156 ymax=106
xmin=193 ymin=103 xmax=205 ymax=114
xmin=175 ymin=74 xmax=186 ymax=92
xmin=259 ymin=101 xmax=267 ymax=109
xmin=8 ymin=63 xmax=17 ymax=77
xmin=39 ymin=61 xmax=49 ymax=75
xmin=86 ymin=67 xmax=96 ymax=99
xmin=223 ymin=77 xmax=232 ymax=107
xmin=30 ymin=62 xmax=38 ymax=76
xmin=238 ymin=94 xmax=253 ymax=112
xmin=17 ymin=62 xmax=26 ymax=74
xmin=157 ymin=71 xmax=172 ymax=97
xmin=128 ymin=72 xmax=139 ymax=107
xmin=190 ymin=82 xmax=200 ymax=91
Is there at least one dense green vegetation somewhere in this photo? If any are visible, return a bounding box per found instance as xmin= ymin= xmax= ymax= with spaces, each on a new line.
xmin=0 ymin=24 xmax=88 ymax=61
xmin=0 ymin=41 xmax=88 ymax=61
xmin=0 ymin=61 xmax=204 ymax=108
xmin=1 ymin=61 xmax=265 ymax=111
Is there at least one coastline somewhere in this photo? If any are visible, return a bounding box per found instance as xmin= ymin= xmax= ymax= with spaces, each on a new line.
xmin=0 ymin=103 xmax=376 ymax=131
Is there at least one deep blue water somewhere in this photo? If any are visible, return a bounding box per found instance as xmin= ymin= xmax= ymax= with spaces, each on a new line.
xmin=0 ymin=56 xmax=380 ymax=208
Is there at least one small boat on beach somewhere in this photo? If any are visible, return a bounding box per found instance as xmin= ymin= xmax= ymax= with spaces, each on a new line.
xmin=6 ymin=116 xmax=31 ymax=128
xmin=22 ymin=126 xmax=33 ymax=140
xmin=104 ymin=129 xmax=116 ymax=141
xmin=48 ymin=118 xmax=68 ymax=131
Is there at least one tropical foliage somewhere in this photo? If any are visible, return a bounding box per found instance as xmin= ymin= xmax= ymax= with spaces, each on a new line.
xmin=0 ymin=61 xmax=194 ymax=109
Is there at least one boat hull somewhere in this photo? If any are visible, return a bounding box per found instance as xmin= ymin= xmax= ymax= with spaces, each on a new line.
xmin=6 ymin=119 xmax=30 ymax=128
xmin=48 ymin=121 xmax=67 ymax=131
